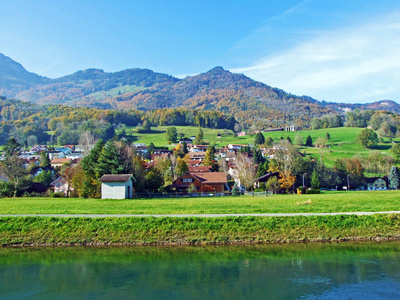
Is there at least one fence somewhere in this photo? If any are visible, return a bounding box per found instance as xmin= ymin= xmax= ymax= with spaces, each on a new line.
xmin=135 ymin=192 xmax=234 ymax=199
xmin=135 ymin=191 xmax=273 ymax=199
xmin=244 ymin=191 xmax=273 ymax=197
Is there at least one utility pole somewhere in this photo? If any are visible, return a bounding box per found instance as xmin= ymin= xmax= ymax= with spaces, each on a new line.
xmin=347 ymin=174 xmax=351 ymax=191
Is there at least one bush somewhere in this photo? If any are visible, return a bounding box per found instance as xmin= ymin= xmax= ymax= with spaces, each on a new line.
xmin=52 ymin=192 xmax=65 ymax=198
xmin=306 ymin=189 xmax=321 ymax=194
xmin=0 ymin=181 xmax=14 ymax=197
xmin=23 ymin=191 xmax=45 ymax=198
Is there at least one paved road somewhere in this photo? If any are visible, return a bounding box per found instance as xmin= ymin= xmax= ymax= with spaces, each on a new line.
xmin=1 ymin=211 xmax=400 ymax=218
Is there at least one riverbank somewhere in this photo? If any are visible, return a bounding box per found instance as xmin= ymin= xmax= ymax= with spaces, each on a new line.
xmin=2 ymin=214 xmax=400 ymax=247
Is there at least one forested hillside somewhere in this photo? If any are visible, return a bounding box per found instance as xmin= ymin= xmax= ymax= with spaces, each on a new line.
xmin=0 ymin=97 xmax=236 ymax=145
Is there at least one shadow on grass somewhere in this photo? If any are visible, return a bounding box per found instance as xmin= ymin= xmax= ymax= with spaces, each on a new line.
xmin=371 ymin=145 xmax=392 ymax=151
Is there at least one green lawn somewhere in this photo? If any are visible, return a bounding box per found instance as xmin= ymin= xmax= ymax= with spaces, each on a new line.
xmin=1 ymin=190 xmax=400 ymax=215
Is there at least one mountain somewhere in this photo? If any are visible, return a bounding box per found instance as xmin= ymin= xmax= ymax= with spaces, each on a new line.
xmin=0 ymin=53 xmax=49 ymax=91
xmin=1 ymin=53 xmax=399 ymax=127
xmin=323 ymin=100 xmax=400 ymax=114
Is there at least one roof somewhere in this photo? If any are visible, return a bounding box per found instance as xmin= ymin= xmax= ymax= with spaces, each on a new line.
xmin=364 ymin=177 xmax=386 ymax=184
xmin=254 ymin=172 xmax=280 ymax=182
xmin=189 ymin=166 xmax=211 ymax=172
xmin=51 ymin=158 xmax=72 ymax=164
xmin=99 ymin=174 xmax=134 ymax=182
xmin=190 ymin=172 xmax=227 ymax=184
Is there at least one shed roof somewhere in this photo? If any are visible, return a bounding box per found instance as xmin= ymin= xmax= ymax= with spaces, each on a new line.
xmin=99 ymin=174 xmax=133 ymax=182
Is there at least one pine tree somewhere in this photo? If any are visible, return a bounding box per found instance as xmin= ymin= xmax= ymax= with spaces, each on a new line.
xmin=81 ymin=139 xmax=105 ymax=177
xmin=256 ymin=161 xmax=269 ymax=178
xmin=232 ymin=182 xmax=240 ymax=196
xmin=305 ymin=135 xmax=313 ymax=147
xmin=253 ymin=147 xmax=265 ymax=165
xmin=95 ymin=141 xmax=125 ymax=177
xmin=310 ymin=169 xmax=320 ymax=189
xmin=254 ymin=132 xmax=265 ymax=145
xmin=389 ymin=166 xmax=400 ymax=189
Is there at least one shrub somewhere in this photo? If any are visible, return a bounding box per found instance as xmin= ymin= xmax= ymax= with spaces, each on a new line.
xmin=306 ymin=189 xmax=321 ymax=194
xmin=0 ymin=181 xmax=14 ymax=197
xmin=52 ymin=192 xmax=65 ymax=198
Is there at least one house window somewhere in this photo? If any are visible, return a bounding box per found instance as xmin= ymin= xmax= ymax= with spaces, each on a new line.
xmin=183 ymin=178 xmax=193 ymax=183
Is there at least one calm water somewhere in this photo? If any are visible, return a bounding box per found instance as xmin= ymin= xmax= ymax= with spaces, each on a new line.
xmin=1 ymin=242 xmax=400 ymax=299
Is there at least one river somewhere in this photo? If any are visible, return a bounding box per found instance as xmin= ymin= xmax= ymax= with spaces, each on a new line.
xmin=1 ymin=242 xmax=400 ymax=299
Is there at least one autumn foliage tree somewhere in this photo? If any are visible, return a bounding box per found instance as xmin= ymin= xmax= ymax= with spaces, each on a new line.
xmin=279 ymin=171 xmax=296 ymax=193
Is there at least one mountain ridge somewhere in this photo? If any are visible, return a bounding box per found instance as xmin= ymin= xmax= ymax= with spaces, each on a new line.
xmin=1 ymin=53 xmax=399 ymax=127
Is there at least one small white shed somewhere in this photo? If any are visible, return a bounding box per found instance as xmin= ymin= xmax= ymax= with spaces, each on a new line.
xmin=99 ymin=174 xmax=134 ymax=199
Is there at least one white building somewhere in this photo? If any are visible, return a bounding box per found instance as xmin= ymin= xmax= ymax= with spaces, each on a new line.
xmin=99 ymin=174 xmax=135 ymax=199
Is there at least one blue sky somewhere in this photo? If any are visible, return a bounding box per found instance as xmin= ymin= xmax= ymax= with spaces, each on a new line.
xmin=1 ymin=0 xmax=400 ymax=103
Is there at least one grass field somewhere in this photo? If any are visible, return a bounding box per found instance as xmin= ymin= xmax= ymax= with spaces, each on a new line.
xmin=1 ymin=190 xmax=400 ymax=215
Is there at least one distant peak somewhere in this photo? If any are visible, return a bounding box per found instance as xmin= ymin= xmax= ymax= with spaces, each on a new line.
xmin=206 ymin=66 xmax=227 ymax=75
xmin=79 ymin=68 xmax=105 ymax=74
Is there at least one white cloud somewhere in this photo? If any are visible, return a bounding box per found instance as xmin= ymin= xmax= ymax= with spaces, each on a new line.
xmin=231 ymin=12 xmax=400 ymax=103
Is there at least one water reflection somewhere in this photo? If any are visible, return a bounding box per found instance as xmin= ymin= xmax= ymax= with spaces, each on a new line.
xmin=1 ymin=242 xmax=400 ymax=299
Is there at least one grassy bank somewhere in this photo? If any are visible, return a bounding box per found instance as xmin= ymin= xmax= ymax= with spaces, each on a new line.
xmin=1 ymin=190 xmax=400 ymax=215
xmin=1 ymin=214 xmax=400 ymax=246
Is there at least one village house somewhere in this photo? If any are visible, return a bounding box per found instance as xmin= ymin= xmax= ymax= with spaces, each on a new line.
xmin=188 ymin=145 xmax=208 ymax=152
xmin=188 ymin=152 xmax=206 ymax=161
xmin=253 ymin=172 xmax=280 ymax=189
xmin=51 ymin=176 xmax=72 ymax=196
xmin=99 ymin=174 xmax=135 ymax=199
xmin=227 ymin=144 xmax=247 ymax=150
xmin=179 ymin=137 xmax=193 ymax=144
xmin=48 ymin=151 xmax=65 ymax=160
xmin=364 ymin=177 xmax=388 ymax=190
xmin=168 ymin=172 xmax=228 ymax=193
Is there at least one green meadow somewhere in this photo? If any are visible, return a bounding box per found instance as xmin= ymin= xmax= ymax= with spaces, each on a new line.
xmin=1 ymin=190 xmax=400 ymax=215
